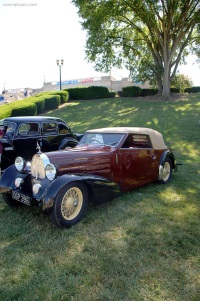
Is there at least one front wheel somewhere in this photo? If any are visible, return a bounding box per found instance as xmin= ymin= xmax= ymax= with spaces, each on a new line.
xmin=2 ymin=193 xmax=22 ymax=208
xmin=158 ymin=158 xmax=172 ymax=184
xmin=50 ymin=181 xmax=88 ymax=228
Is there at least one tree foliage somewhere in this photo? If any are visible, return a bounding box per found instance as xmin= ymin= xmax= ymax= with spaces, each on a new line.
xmin=170 ymin=74 xmax=193 ymax=93
xmin=72 ymin=0 xmax=200 ymax=99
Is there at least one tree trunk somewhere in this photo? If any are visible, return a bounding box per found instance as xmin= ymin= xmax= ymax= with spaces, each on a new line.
xmin=162 ymin=62 xmax=171 ymax=100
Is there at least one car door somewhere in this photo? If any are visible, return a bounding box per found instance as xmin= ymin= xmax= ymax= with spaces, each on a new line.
xmin=41 ymin=122 xmax=77 ymax=151
xmin=13 ymin=122 xmax=40 ymax=160
xmin=41 ymin=122 xmax=59 ymax=152
xmin=119 ymin=134 xmax=158 ymax=190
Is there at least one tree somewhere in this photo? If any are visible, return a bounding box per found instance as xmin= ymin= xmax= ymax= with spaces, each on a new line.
xmin=72 ymin=0 xmax=200 ymax=100
xmin=170 ymin=74 xmax=193 ymax=93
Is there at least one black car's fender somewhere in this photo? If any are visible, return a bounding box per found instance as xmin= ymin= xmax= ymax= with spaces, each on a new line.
xmin=159 ymin=150 xmax=177 ymax=171
xmin=42 ymin=174 xmax=121 ymax=212
xmin=58 ymin=138 xmax=79 ymax=149
xmin=0 ymin=165 xmax=30 ymax=193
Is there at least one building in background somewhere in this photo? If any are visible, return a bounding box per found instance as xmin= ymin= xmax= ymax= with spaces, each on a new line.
xmin=43 ymin=75 xmax=151 ymax=92
xmin=1 ymin=75 xmax=151 ymax=103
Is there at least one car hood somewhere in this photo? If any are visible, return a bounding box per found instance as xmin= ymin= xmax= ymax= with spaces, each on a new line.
xmin=43 ymin=144 xmax=115 ymax=175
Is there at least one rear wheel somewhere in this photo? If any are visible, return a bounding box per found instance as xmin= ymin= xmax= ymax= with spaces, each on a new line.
xmin=2 ymin=193 xmax=22 ymax=208
xmin=158 ymin=158 xmax=172 ymax=184
xmin=50 ymin=181 xmax=88 ymax=228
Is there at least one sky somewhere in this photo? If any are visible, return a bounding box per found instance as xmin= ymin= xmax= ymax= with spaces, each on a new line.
xmin=0 ymin=0 xmax=199 ymax=91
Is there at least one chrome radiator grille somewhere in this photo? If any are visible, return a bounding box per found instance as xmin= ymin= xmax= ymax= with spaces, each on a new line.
xmin=31 ymin=153 xmax=50 ymax=179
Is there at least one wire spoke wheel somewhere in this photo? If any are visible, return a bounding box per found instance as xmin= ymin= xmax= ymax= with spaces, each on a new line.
xmin=61 ymin=187 xmax=83 ymax=220
xmin=158 ymin=158 xmax=172 ymax=184
xmin=162 ymin=161 xmax=171 ymax=182
xmin=50 ymin=181 xmax=88 ymax=228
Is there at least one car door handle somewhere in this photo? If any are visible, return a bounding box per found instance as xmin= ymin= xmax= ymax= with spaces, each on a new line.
xmin=147 ymin=150 xmax=156 ymax=160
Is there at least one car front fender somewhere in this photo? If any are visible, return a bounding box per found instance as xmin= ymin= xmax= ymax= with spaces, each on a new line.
xmin=42 ymin=174 xmax=121 ymax=212
xmin=0 ymin=165 xmax=30 ymax=193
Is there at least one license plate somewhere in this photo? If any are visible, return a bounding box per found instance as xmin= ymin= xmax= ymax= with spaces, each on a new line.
xmin=12 ymin=191 xmax=31 ymax=206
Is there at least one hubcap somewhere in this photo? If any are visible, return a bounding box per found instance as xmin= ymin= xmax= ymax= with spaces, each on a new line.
xmin=162 ymin=162 xmax=170 ymax=181
xmin=61 ymin=187 xmax=83 ymax=220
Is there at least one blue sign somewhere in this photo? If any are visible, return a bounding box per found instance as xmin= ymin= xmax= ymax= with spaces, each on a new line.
xmin=56 ymin=80 xmax=79 ymax=85
xmin=0 ymin=96 xmax=4 ymax=101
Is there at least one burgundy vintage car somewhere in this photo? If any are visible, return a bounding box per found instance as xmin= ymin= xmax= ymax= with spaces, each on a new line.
xmin=0 ymin=127 xmax=177 ymax=228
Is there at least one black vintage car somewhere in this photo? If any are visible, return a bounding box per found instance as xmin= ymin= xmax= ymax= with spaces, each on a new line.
xmin=0 ymin=116 xmax=82 ymax=172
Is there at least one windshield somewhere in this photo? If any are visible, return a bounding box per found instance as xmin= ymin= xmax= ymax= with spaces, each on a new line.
xmin=0 ymin=120 xmax=16 ymax=134
xmin=79 ymin=133 xmax=125 ymax=147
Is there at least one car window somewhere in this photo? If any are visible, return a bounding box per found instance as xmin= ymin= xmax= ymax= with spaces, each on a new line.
xmin=18 ymin=123 xmax=39 ymax=136
xmin=18 ymin=123 xmax=29 ymax=135
xmin=122 ymin=134 xmax=151 ymax=148
xmin=0 ymin=121 xmax=16 ymax=133
xmin=43 ymin=122 xmax=57 ymax=134
xmin=79 ymin=133 xmax=124 ymax=146
xmin=28 ymin=123 xmax=39 ymax=135
xmin=58 ymin=123 xmax=70 ymax=134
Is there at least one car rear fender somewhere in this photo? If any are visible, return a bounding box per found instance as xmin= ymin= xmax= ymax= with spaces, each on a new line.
xmin=42 ymin=174 xmax=121 ymax=212
xmin=159 ymin=150 xmax=177 ymax=171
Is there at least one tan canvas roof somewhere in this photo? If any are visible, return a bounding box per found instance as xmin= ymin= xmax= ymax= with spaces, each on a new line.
xmin=86 ymin=127 xmax=167 ymax=149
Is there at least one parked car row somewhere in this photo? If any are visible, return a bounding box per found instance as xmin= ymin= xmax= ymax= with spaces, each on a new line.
xmin=0 ymin=118 xmax=177 ymax=228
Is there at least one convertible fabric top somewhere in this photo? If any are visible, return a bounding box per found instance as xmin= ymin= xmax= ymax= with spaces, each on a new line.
xmin=86 ymin=127 xmax=167 ymax=150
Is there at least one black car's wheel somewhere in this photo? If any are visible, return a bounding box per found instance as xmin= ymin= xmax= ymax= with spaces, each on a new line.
xmin=2 ymin=193 xmax=22 ymax=208
xmin=158 ymin=158 xmax=172 ymax=184
xmin=50 ymin=181 xmax=88 ymax=228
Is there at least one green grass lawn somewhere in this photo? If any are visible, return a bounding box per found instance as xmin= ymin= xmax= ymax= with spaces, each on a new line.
xmin=0 ymin=94 xmax=200 ymax=301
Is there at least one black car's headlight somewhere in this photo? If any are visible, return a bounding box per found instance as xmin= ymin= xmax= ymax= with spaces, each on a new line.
xmin=15 ymin=156 xmax=26 ymax=172
xmin=45 ymin=163 xmax=56 ymax=181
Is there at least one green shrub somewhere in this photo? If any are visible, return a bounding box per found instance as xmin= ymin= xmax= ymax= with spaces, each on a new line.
xmin=170 ymin=88 xmax=180 ymax=93
xmin=141 ymin=89 xmax=158 ymax=96
xmin=64 ymin=87 xmax=84 ymax=100
xmin=47 ymin=91 xmax=69 ymax=104
xmin=35 ymin=90 xmax=69 ymax=104
xmin=122 ymin=86 xmax=142 ymax=97
xmin=0 ymin=104 xmax=12 ymax=119
xmin=10 ymin=101 xmax=37 ymax=116
xmin=44 ymin=95 xmax=60 ymax=111
xmin=184 ymin=86 xmax=200 ymax=93
xmin=117 ymin=91 xmax=123 ymax=97
xmin=108 ymin=91 xmax=116 ymax=98
xmin=64 ymin=86 xmax=111 ymax=100
xmin=30 ymin=97 xmax=45 ymax=114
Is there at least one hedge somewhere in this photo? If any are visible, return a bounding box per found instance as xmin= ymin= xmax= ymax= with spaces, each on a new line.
xmin=30 ymin=97 xmax=45 ymax=114
xmin=43 ymin=95 xmax=60 ymax=111
xmin=141 ymin=89 xmax=158 ymax=96
xmin=122 ymin=86 xmax=142 ymax=97
xmin=108 ymin=91 xmax=116 ymax=98
xmin=64 ymin=86 xmax=112 ymax=100
xmin=184 ymin=86 xmax=200 ymax=93
xmin=35 ymin=90 xmax=69 ymax=104
xmin=10 ymin=101 xmax=37 ymax=117
xmin=170 ymin=88 xmax=180 ymax=93
xmin=0 ymin=104 xmax=12 ymax=119
xmin=0 ymin=92 xmax=62 ymax=119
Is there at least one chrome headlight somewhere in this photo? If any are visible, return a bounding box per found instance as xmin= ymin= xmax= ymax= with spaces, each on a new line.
xmin=15 ymin=157 xmax=26 ymax=172
xmin=45 ymin=163 xmax=56 ymax=181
